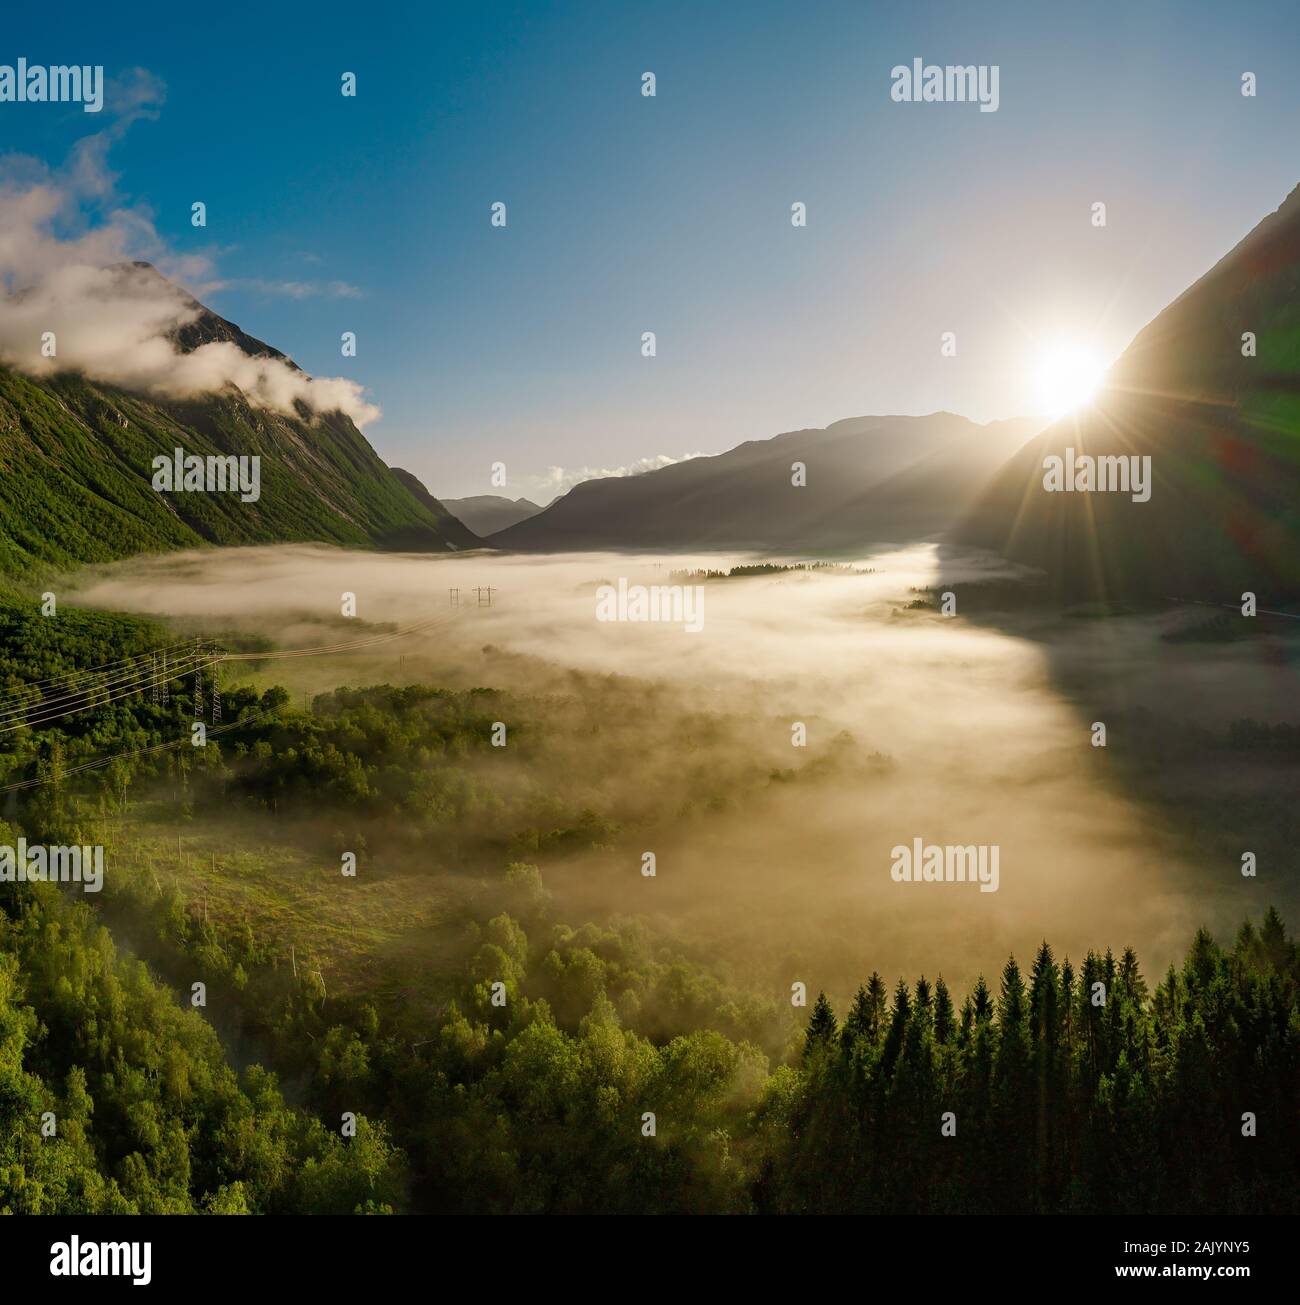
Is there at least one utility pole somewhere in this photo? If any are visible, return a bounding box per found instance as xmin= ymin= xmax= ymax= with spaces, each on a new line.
xmin=474 ymin=586 xmax=495 ymax=607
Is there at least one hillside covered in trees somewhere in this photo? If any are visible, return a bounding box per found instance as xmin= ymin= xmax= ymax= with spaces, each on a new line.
xmin=0 ymin=265 xmax=477 ymax=580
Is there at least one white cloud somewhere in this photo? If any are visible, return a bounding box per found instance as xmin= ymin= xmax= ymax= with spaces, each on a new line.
xmin=232 ymin=278 xmax=364 ymax=300
xmin=0 ymin=72 xmax=380 ymax=428
xmin=534 ymin=452 xmax=707 ymax=496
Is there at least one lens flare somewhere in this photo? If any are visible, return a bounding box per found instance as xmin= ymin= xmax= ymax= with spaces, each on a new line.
xmin=1033 ymin=343 xmax=1106 ymax=416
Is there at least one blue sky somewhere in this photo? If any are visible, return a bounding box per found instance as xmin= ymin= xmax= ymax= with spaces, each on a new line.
xmin=3 ymin=0 xmax=1298 ymax=499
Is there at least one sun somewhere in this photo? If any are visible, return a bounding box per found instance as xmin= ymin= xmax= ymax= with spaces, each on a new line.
xmin=1032 ymin=342 xmax=1106 ymax=417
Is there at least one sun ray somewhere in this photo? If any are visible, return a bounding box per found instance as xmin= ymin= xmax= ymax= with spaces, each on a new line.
xmin=1033 ymin=343 xmax=1106 ymax=416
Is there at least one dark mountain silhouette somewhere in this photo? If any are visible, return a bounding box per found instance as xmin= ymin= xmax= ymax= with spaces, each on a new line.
xmin=489 ymin=413 xmax=1045 ymax=553
xmin=955 ymin=183 xmax=1300 ymax=602
xmin=440 ymin=494 xmax=543 ymax=536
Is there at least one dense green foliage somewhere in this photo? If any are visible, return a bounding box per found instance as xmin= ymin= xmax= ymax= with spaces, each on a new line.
xmin=3 ymin=842 xmax=1295 ymax=1213
xmin=0 ymin=875 xmax=405 ymax=1213
xmin=0 ymin=604 xmax=282 ymax=828
xmin=765 ymin=917 xmax=1298 ymax=1213
xmin=0 ymin=604 xmax=163 ymax=698
xmin=0 ymin=361 xmax=472 ymax=577
xmin=0 ymin=599 xmax=1295 ymax=1215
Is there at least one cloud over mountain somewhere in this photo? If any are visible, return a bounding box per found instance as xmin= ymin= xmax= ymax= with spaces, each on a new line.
xmin=534 ymin=452 xmax=705 ymax=496
xmin=0 ymin=71 xmax=379 ymax=427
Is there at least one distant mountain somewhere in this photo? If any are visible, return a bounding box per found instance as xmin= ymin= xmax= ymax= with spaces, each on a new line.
xmin=956 ymin=183 xmax=1300 ymax=601
xmin=386 ymin=470 xmax=483 ymax=548
xmin=489 ymin=414 xmax=1045 ymax=553
xmin=440 ymin=493 xmax=543 ymax=536
xmin=0 ymin=264 xmax=476 ymax=576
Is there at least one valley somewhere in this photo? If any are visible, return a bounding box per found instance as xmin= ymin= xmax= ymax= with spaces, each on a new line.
xmin=1 ymin=17 xmax=1296 ymax=1224
xmin=3 ymin=540 xmax=1290 ymax=1213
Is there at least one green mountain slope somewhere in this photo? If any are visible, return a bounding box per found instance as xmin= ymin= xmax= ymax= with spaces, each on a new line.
xmin=388 ymin=468 xmax=482 ymax=547
xmin=0 ymin=269 xmax=477 ymax=576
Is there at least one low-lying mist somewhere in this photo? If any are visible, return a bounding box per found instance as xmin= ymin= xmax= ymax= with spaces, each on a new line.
xmin=66 ymin=542 xmax=1278 ymax=1002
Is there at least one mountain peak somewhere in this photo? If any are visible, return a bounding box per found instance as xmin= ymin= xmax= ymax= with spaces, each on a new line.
xmin=100 ymin=260 xmax=293 ymax=366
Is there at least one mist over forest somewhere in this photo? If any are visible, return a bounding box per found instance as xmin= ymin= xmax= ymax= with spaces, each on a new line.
xmin=1 ymin=0 xmax=1297 ymax=1262
xmin=65 ymin=542 xmax=1295 ymax=998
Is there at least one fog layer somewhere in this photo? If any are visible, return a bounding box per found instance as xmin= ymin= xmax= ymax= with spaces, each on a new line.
xmin=68 ymin=543 xmax=1272 ymax=997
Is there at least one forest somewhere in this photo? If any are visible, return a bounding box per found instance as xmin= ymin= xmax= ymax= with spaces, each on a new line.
xmin=0 ymin=598 xmax=1295 ymax=1214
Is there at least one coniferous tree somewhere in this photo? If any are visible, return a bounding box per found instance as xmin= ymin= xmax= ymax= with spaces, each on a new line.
xmin=881 ymin=979 xmax=911 ymax=1076
xmin=957 ymin=995 xmax=974 ymax=1047
xmin=972 ymin=975 xmax=993 ymax=1023
xmin=864 ymin=971 xmax=887 ymax=1042
xmin=841 ymin=983 xmax=872 ymax=1049
xmin=803 ymin=991 xmax=837 ymax=1058
xmin=933 ymin=976 xmax=955 ymax=1046
xmin=1260 ymin=906 xmax=1291 ymax=971
xmin=779 ymin=915 xmax=1297 ymax=1216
